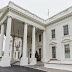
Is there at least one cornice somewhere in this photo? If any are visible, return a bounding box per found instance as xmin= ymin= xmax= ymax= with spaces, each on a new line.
xmin=8 ymin=6 xmax=46 ymax=27
xmin=0 ymin=1 xmax=72 ymax=27
xmin=45 ymin=12 xmax=72 ymax=27
xmin=8 ymin=1 xmax=46 ymax=25
xmin=0 ymin=8 xmax=9 ymax=22
xmin=45 ymin=6 xmax=72 ymax=26
xmin=0 ymin=6 xmax=8 ymax=12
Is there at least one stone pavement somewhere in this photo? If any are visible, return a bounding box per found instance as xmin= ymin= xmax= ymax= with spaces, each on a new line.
xmin=0 ymin=65 xmax=46 ymax=72
xmin=26 ymin=61 xmax=72 ymax=72
xmin=0 ymin=61 xmax=72 ymax=72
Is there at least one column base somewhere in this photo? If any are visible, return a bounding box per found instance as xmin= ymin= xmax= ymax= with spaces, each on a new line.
xmin=30 ymin=58 xmax=37 ymax=65
xmin=0 ymin=56 xmax=11 ymax=67
xmin=20 ymin=57 xmax=28 ymax=66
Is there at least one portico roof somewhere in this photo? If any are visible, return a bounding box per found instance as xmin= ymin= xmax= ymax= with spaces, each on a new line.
xmin=0 ymin=1 xmax=72 ymax=26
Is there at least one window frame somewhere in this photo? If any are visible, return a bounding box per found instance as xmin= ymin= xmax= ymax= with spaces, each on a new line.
xmin=51 ymin=29 xmax=55 ymax=39
xmin=52 ymin=46 xmax=56 ymax=58
xmin=63 ymin=25 xmax=69 ymax=36
xmin=39 ymin=34 xmax=41 ymax=42
xmin=64 ymin=44 xmax=70 ymax=59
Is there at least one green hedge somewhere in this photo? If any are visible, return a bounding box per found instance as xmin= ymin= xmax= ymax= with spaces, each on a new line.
xmin=0 ymin=57 xmax=2 ymax=58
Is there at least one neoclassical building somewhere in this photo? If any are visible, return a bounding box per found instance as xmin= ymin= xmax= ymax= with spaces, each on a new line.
xmin=0 ymin=1 xmax=72 ymax=71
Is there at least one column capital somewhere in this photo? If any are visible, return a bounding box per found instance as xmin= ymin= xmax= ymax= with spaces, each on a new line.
xmin=7 ymin=16 xmax=13 ymax=19
xmin=33 ymin=26 xmax=35 ymax=28
xmin=24 ymin=23 xmax=29 ymax=26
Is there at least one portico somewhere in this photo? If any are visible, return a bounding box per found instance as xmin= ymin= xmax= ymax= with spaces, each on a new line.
xmin=0 ymin=1 xmax=46 ymax=67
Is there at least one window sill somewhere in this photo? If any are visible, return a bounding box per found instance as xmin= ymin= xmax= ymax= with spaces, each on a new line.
xmin=63 ymin=35 xmax=70 ymax=38
xmin=50 ymin=58 xmax=58 ymax=61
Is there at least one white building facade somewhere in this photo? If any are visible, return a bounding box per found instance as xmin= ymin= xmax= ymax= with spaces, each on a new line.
xmin=0 ymin=1 xmax=72 ymax=71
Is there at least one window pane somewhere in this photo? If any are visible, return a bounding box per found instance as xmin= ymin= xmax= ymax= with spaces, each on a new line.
xmin=39 ymin=34 xmax=41 ymax=42
xmin=65 ymin=44 xmax=70 ymax=58
xmin=52 ymin=46 xmax=56 ymax=58
xmin=52 ymin=29 xmax=55 ymax=38
xmin=63 ymin=25 xmax=69 ymax=35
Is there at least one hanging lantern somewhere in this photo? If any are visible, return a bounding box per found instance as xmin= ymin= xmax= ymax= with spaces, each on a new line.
xmin=15 ymin=41 xmax=20 ymax=51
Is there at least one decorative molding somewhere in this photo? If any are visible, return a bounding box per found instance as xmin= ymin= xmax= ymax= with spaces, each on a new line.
xmin=0 ymin=1 xmax=72 ymax=27
xmin=62 ymin=39 xmax=72 ymax=43
xmin=49 ymin=40 xmax=57 ymax=45
xmin=62 ymin=36 xmax=72 ymax=43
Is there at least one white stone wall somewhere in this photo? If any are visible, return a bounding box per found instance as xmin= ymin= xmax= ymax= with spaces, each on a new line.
xmin=45 ymin=16 xmax=72 ymax=61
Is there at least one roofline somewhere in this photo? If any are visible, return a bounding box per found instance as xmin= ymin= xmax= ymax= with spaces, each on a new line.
xmin=8 ymin=1 xmax=45 ymax=24
xmin=47 ymin=6 xmax=72 ymax=20
xmin=0 ymin=1 xmax=72 ymax=26
xmin=0 ymin=6 xmax=8 ymax=12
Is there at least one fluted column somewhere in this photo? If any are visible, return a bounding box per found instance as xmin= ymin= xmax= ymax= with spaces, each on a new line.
xmin=30 ymin=26 xmax=37 ymax=65
xmin=0 ymin=24 xmax=4 ymax=57
xmin=0 ymin=16 xmax=12 ymax=67
xmin=20 ymin=23 xmax=28 ymax=66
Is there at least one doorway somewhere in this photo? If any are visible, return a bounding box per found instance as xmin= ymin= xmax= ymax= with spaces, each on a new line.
xmin=39 ymin=48 xmax=41 ymax=61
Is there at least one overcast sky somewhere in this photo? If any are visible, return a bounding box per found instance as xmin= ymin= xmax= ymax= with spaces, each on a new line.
xmin=0 ymin=0 xmax=72 ymax=19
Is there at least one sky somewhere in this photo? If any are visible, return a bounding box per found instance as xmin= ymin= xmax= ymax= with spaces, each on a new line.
xmin=0 ymin=0 xmax=72 ymax=19
xmin=0 ymin=0 xmax=72 ymax=51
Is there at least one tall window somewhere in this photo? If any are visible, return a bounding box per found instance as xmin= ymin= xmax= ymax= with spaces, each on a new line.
xmin=65 ymin=44 xmax=70 ymax=58
xmin=52 ymin=46 xmax=56 ymax=58
xmin=52 ymin=29 xmax=55 ymax=38
xmin=39 ymin=34 xmax=41 ymax=42
xmin=63 ymin=25 xmax=69 ymax=35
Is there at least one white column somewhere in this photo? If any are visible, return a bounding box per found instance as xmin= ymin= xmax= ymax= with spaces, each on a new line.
xmin=20 ymin=23 xmax=28 ymax=66
xmin=0 ymin=16 xmax=12 ymax=67
xmin=0 ymin=24 xmax=4 ymax=57
xmin=42 ymin=30 xmax=46 ymax=62
xmin=30 ymin=26 xmax=36 ymax=65
xmin=11 ymin=36 xmax=14 ymax=59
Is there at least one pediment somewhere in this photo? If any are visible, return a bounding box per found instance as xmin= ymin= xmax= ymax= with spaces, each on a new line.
xmin=49 ymin=40 xmax=57 ymax=45
xmin=62 ymin=39 xmax=72 ymax=43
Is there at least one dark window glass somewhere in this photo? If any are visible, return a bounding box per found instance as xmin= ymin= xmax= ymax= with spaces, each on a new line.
xmin=30 ymin=53 xmax=31 ymax=58
xmin=39 ymin=34 xmax=41 ymax=42
xmin=52 ymin=29 xmax=55 ymax=38
xmin=52 ymin=46 xmax=56 ymax=58
xmin=63 ymin=25 xmax=69 ymax=35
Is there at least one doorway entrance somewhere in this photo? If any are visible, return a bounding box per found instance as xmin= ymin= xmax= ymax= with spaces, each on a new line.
xmin=39 ymin=48 xmax=41 ymax=61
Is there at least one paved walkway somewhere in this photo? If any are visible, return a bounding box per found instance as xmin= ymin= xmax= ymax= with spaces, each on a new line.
xmin=0 ymin=65 xmax=46 ymax=72
xmin=0 ymin=62 xmax=72 ymax=72
xmin=26 ymin=61 xmax=72 ymax=72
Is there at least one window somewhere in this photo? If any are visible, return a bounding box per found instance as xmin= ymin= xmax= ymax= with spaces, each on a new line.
xmin=30 ymin=53 xmax=31 ymax=58
xmin=65 ymin=44 xmax=70 ymax=58
xmin=39 ymin=34 xmax=41 ymax=42
xmin=52 ymin=46 xmax=56 ymax=58
xmin=51 ymin=29 xmax=55 ymax=38
xmin=63 ymin=25 xmax=69 ymax=35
